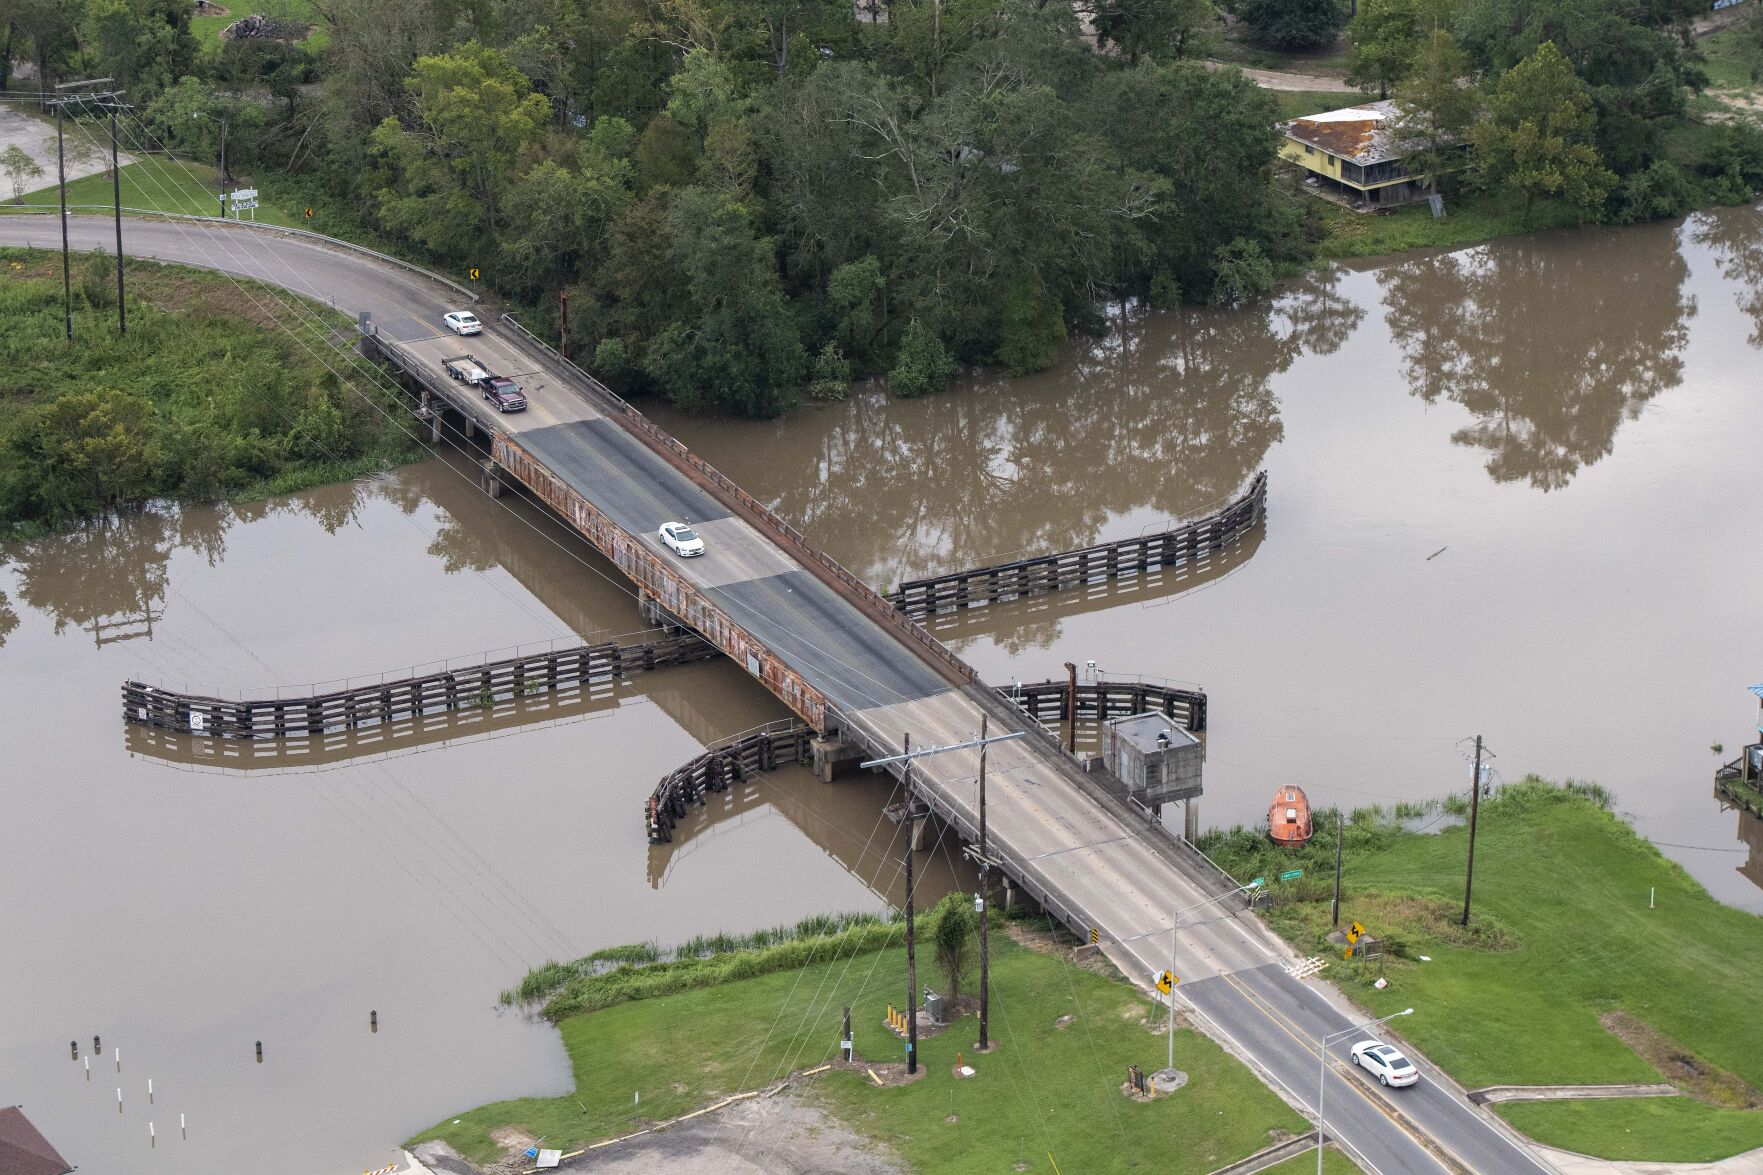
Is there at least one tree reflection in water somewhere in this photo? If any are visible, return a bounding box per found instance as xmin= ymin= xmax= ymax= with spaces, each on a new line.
xmin=1379 ymin=224 xmax=1694 ymax=490
xmin=1689 ymin=204 xmax=1763 ymax=349
xmin=762 ymin=270 xmax=1363 ymax=590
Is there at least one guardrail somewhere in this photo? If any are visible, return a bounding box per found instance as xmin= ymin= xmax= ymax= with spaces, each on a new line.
xmin=1002 ymin=679 xmax=1208 ymax=734
xmin=1 ymin=205 xmax=481 ymax=305
xmin=496 ymin=313 xmax=978 ymax=690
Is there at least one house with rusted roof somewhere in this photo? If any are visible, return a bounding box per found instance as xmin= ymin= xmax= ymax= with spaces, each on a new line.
xmin=1279 ymin=100 xmax=1424 ymax=211
xmin=0 ymin=1107 xmax=73 ymax=1175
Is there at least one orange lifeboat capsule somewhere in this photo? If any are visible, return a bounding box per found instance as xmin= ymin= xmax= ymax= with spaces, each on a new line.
xmin=1268 ymin=786 xmax=1314 ymax=847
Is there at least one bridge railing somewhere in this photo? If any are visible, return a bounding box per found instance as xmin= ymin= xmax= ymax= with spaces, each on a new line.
xmin=496 ymin=314 xmax=978 ymax=689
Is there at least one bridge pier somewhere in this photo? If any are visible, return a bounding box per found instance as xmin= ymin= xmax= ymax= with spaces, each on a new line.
xmin=1184 ymin=798 xmax=1199 ymax=843
xmin=479 ymin=459 xmax=503 ymax=499
xmin=811 ymin=734 xmax=864 ymax=784
xmin=418 ymin=390 xmax=441 ymax=442
xmin=463 ymin=416 xmax=476 ymax=440
xmin=910 ymin=811 xmax=933 ymax=852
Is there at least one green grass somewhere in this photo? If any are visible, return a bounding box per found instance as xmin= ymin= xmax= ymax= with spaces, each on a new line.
xmin=1497 ymin=1098 xmax=1763 ymax=1164
xmin=1272 ymin=90 xmax=1367 ymax=121
xmin=1699 ymin=22 xmax=1763 ymax=91
xmin=413 ymin=935 xmax=1312 ymax=1171
xmin=1310 ymin=188 xmax=1586 ymax=260
xmin=191 ymin=0 xmax=326 ymax=52
xmin=1261 ymin=1147 xmax=1363 ymax=1174
xmin=1203 ymin=779 xmax=1763 ymax=1162
xmin=8 ymin=157 xmax=301 ymax=227
xmin=1210 ymin=32 xmax=1352 ymax=76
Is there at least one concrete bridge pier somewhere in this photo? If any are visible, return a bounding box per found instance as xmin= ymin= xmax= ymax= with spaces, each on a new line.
xmin=910 ymin=811 xmax=933 ymax=852
xmin=1184 ymin=799 xmax=1199 ymax=844
xmin=463 ymin=416 xmax=476 ymax=440
xmin=811 ymin=734 xmax=864 ymax=783
xmin=479 ymin=459 xmax=503 ymax=499
xmin=417 ymin=390 xmax=441 ymax=442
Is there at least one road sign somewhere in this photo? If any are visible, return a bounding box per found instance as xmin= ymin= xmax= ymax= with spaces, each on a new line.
xmin=469 ymin=267 xmax=481 ymax=281
xmin=1155 ymin=970 xmax=1175 ymax=994
xmin=1249 ymin=877 xmax=1265 ymax=888
xmin=1089 ymin=927 xmax=1099 ymax=945
xmin=304 ymin=206 xmax=313 ymax=219
xmin=228 ymin=187 xmax=258 ymax=211
xmin=1346 ymin=920 xmax=1365 ymax=944
xmin=1280 ymin=869 xmax=1303 ymax=881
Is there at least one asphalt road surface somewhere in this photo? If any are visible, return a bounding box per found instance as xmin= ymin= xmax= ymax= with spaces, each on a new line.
xmin=0 ymin=214 xmax=1558 ymax=1174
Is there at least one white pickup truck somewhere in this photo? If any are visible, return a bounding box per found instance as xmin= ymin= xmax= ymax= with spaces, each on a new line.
xmin=442 ymin=354 xmax=490 ymax=385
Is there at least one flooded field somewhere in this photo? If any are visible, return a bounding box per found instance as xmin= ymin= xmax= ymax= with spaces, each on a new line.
xmin=2 ymin=205 xmax=1759 ymax=1173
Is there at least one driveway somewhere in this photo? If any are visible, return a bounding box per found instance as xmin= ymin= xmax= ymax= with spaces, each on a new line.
xmin=0 ymin=108 xmax=135 ymax=200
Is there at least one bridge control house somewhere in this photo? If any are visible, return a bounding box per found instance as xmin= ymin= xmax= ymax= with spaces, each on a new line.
xmin=1279 ymin=100 xmax=1423 ymax=211
xmin=1103 ymin=712 xmax=1203 ymax=808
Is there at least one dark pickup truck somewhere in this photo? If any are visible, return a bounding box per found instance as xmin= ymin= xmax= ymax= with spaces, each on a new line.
xmin=483 ymin=376 xmax=527 ymax=412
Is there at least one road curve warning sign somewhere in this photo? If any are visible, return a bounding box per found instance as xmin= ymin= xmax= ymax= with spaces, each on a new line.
xmin=1347 ymin=920 xmax=1365 ymax=944
xmin=469 ymin=267 xmax=481 ymax=281
xmin=304 ymin=207 xmax=313 ymax=219
xmin=1155 ymin=970 xmax=1175 ymax=994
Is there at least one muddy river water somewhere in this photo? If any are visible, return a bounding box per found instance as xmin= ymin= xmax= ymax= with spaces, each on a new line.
xmin=3 ymin=207 xmax=1760 ymax=1173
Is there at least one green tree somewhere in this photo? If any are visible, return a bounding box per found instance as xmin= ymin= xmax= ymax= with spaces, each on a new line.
xmin=1093 ymin=0 xmax=1215 ymax=65
xmin=4 ymin=389 xmax=159 ymax=521
xmin=643 ymin=186 xmax=805 ymax=416
xmin=84 ymin=0 xmax=198 ymax=99
xmin=1472 ymin=41 xmax=1616 ymax=222
xmin=995 ymin=276 xmax=1067 ymax=375
xmin=827 ymin=255 xmax=887 ymax=366
xmin=1 ymin=145 xmax=44 ymax=202
xmin=1346 ymin=0 xmax=1452 ymax=98
xmin=1235 ymin=0 xmax=1346 ymax=51
xmin=1209 ymin=237 xmax=1273 ymax=306
xmin=888 ymin=318 xmax=957 ymax=398
xmin=368 ymin=43 xmax=552 ymax=253
xmin=1393 ymin=29 xmax=1479 ymax=193
xmin=931 ymin=899 xmax=976 ymax=999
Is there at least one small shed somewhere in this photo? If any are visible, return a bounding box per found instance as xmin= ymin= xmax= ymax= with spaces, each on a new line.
xmin=0 ymin=1107 xmax=73 ymax=1175
xmin=1102 ymin=712 xmax=1203 ymax=805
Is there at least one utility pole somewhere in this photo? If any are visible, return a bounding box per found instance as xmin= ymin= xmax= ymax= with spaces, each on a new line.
xmin=49 ymin=78 xmax=116 ymax=343
xmin=559 ymin=288 xmax=571 ymax=360
xmin=976 ymin=712 xmax=990 ymax=1051
xmin=1331 ymin=809 xmax=1344 ymax=928
xmin=863 ymin=727 xmax=1024 ymax=1060
xmin=55 ymin=94 xmax=70 ymax=341
xmin=1462 ymin=735 xmax=1483 ymax=927
xmin=107 ymin=98 xmax=126 ymax=334
xmin=902 ymin=731 xmax=919 ymax=1076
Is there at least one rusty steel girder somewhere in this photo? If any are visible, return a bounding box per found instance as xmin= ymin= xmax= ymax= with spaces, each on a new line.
xmin=491 ymin=432 xmax=831 ymax=731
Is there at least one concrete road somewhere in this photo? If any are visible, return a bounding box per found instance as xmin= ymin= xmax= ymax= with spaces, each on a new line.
xmin=0 ymin=215 xmax=1558 ymax=1175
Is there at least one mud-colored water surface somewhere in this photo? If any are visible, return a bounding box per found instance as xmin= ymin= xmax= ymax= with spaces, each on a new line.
xmin=2 ymin=206 xmax=1759 ymax=1174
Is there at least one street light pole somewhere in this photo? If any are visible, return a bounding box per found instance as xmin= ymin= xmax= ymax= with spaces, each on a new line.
xmin=901 ymin=731 xmax=918 ymax=1077
xmin=1317 ymin=1008 xmax=1413 ymax=1174
xmin=976 ymin=712 xmax=990 ymax=1052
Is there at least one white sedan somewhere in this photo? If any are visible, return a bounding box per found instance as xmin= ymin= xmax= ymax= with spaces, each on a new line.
xmin=443 ymin=310 xmax=482 ymax=335
xmin=658 ymin=522 xmax=705 ymax=558
xmin=1350 ymin=1041 xmax=1419 ymax=1087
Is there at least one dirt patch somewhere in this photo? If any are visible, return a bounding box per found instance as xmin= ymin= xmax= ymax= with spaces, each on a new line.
xmin=1054 ymin=1014 xmax=1074 ymax=1030
xmin=1601 ymin=1011 xmax=1763 ymax=1110
xmin=1000 ymin=921 xmax=1123 ymax=979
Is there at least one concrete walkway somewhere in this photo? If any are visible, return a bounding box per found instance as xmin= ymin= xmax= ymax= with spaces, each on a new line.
xmin=1536 ymin=1144 xmax=1763 ymax=1175
xmin=0 ymin=108 xmax=135 ymax=199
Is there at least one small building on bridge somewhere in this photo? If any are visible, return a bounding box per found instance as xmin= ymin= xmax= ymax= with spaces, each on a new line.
xmin=1279 ymin=100 xmax=1425 ymax=211
xmin=1103 ymin=712 xmax=1203 ymax=807
xmin=0 ymin=1107 xmax=73 ymax=1175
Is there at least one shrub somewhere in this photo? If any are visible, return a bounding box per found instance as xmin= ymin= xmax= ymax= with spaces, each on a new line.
xmin=888 ymin=318 xmax=957 ymax=398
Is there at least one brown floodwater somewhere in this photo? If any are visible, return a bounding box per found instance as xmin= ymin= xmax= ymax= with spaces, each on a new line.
xmin=2 ymin=205 xmax=1759 ymax=1174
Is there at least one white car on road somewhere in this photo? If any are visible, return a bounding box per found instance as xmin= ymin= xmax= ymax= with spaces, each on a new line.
xmin=658 ymin=522 xmax=705 ymax=558
xmin=443 ymin=310 xmax=482 ymax=335
xmin=1350 ymin=1041 xmax=1419 ymax=1087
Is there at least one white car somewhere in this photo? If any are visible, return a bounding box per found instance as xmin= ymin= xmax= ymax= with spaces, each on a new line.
xmin=1350 ymin=1041 xmax=1419 ymax=1088
xmin=443 ymin=310 xmax=482 ymax=336
xmin=659 ymin=522 xmax=705 ymax=558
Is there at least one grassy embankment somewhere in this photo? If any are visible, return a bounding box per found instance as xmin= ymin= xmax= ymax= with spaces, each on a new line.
xmin=1696 ymin=23 xmax=1763 ymax=122
xmin=192 ymin=0 xmax=328 ymax=53
xmin=415 ymin=902 xmax=1328 ymax=1173
xmin=10 ymin=156 xmax=303 ymax=228
xmin=1201 ymin=779 xmax=1763 ymax=1163
xmin=0 ymin=247 xmax=418 ymax=533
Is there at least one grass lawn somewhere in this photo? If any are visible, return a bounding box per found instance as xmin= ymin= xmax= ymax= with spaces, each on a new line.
xmin=1499 ymin=1098 xmax=1763 ymax=1165
xmin=413 ymin=934 xmax=1312 ymax=1172
xmin=191 ymin=0 xmax=327 ymax=53
xmin=1210 ymin=32 xmax=1353 ymax=76
xmin=8 ymin=158 xmax=302 ymax=227
xmin=1261 ymin=1147 xmax=1363 ymax=1174
xmin=1202 ymin=781 xmax=1763 ymax=1162
xmin=1272 ymin=90 xmax=1367 ymax=121
xmin=1699 ymin=23 xmax=1762 ymax=91
xmin=1311 ymin=189 xmax=1586 ymax=260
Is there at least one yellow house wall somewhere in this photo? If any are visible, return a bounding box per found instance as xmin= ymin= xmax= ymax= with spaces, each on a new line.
xmin=1279 ymin=137 xmax=1415 ymax=192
